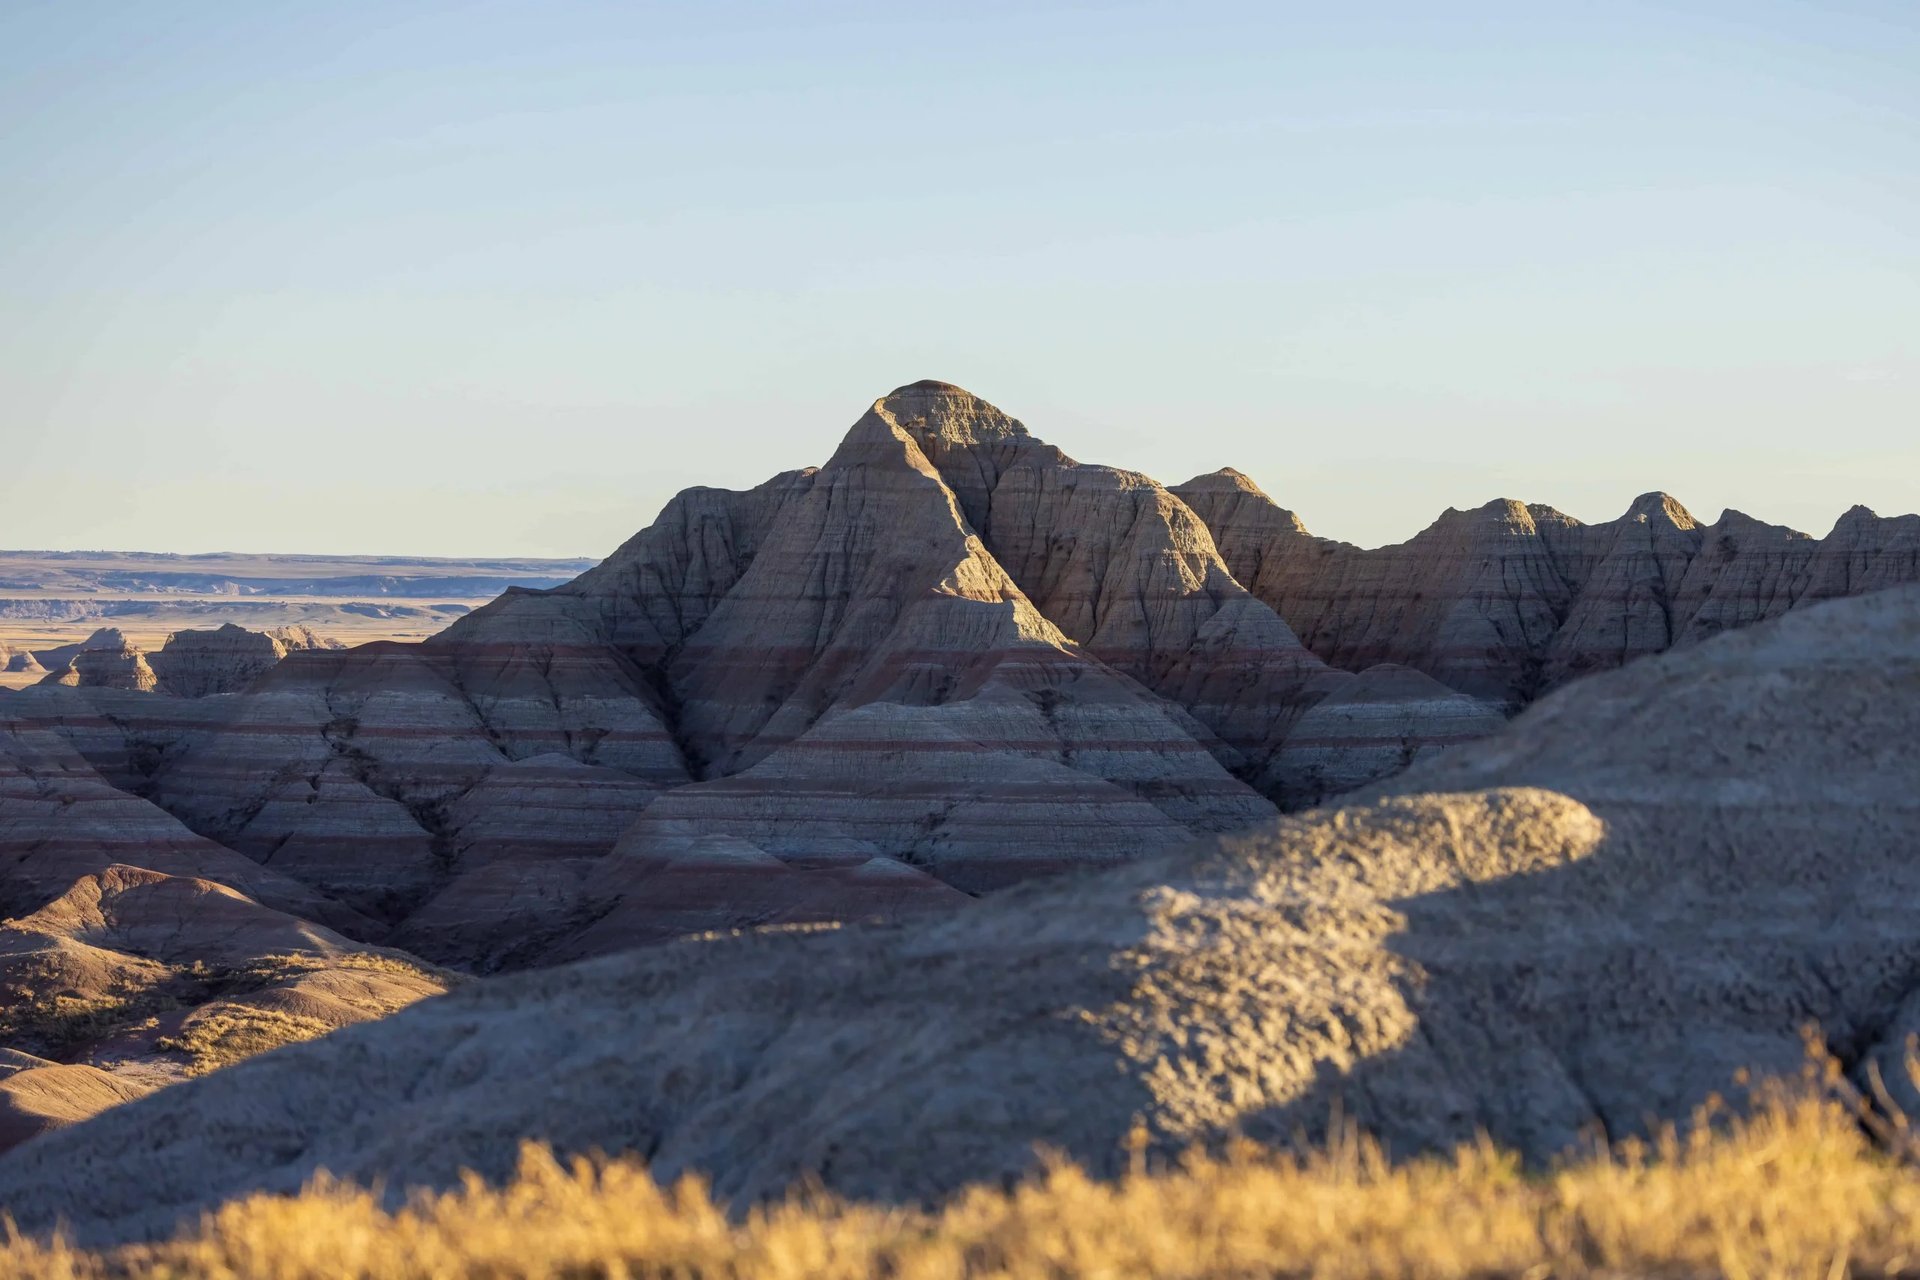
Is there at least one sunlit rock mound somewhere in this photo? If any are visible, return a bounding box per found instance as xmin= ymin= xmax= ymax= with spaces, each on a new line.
xmin=28 ymin=624 xmax=341 ymax=698
xmin=0 ymin=584 xmax=1912 ymax=1245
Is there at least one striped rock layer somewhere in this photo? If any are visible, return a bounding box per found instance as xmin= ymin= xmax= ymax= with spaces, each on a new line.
xmin=1173 ymin=469 xmax=1920 ymax=705
xmin=5 ymin=381 xmax=1916 ymax=977
xmin=4 ymin=585 xmax=1914 ymax=1246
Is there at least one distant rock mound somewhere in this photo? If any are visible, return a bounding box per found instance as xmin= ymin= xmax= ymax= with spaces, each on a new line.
xmin=29 ymin=627 xmax=133 ymax=676
xmin=0 ymin=644 xmax=40 ymax=675
xmin=25 ymin=624 xmax=342 ymax=698
xmin=38 ymin=636 xmax=158 ymax=693
xmin=147 ymin=623 xmax=340 ymax=697
xmin=3 ymin=585 xmax=1911 ymax=1246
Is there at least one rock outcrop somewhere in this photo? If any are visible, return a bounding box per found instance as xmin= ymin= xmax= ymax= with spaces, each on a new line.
xmin=38 ymin=637 xmax=158 ymax=693
xmin=0 ymin=645 xmax=43 ymax=676
xmin=1174 ymin=473 xmax=1920 ymax=706
xmin=0 ymin=711 xmax=355 ymax=930
xmin=0 ymin=864 xmax=448 ymax=1151
xmin=5 ymin=382 xmax=1913 ymax=969
xmin=27 ymin=628 xmax=131 ymax=676
xmin=0 ymin=1051 xmax=150 ymax=1155
xmin=3 ymin=585 xmax=1911 ymax=1245
xmin=146 ymin=623 xmax=338 ymax=697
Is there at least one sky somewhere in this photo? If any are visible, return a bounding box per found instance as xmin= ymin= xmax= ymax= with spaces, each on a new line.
xmin=2 ymin=0 xmax=1915 ymax=558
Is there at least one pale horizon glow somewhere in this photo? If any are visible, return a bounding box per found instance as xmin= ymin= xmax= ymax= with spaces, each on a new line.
xmin=3 ymin=1 xmax=1915 ymax=559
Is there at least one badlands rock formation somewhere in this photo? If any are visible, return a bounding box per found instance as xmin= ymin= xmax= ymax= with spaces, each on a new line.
xmin=40 ymin=638 xmax=159 ymax=693
xmin=27 ymin=628 xmax=132 ymax=677
xmin=1174 ymin=471 xmax=1920 ymax=705
xmin=33 ymin=624 xmax=339 ymax=698
xmin=4 ymin=382 xmax=1914 ymax=969
xmin=0 ymin=714 xmax=450 ymax=1149
xmin=0 ymin=644 xmax=43 ymax=676
xmin=0 ymin=872 xmax=445 ymax=1155
xmin=96 ymin=382 xmax=1524 ymax=952
xmin=145 ymin=623 xmax=338 ymax=697
xmin=0 ymin=713 xmax=350 ymax=928
xmin=1 ymin=584 xmax=1911 ymax=1244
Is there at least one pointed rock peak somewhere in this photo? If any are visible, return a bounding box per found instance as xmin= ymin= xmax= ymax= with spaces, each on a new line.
xmin=1833 ymin=503 xmax=1882 ymax=529
xmin=1526 ymin=503 xmax=1584 ymax=531
xmin=1177 ymin=467 xmax=1270 ymax=497
xmin=1625 ymin=491 xmax=1698 ymax=530
xmin=873 ymin=380 xmax=1030 ymax=448
xmin=1431 ymin=499 xmax=1538 ymax=536
xmin=1711 ymin=509 xmax=1816 ymax=541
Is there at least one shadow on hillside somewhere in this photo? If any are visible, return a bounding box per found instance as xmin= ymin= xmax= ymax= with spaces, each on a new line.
xmin=9 ymin=784 xmax=1920 ymax=1246
xmin=1208 ymin=796 xmax=1920 ymax=1170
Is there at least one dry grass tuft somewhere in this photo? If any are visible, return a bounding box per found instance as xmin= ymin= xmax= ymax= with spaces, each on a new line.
xmin=8 ymin=1072 xmax=1920 ymax=1278
xmin=154 ymin=1009 xmax=336 ymax=1076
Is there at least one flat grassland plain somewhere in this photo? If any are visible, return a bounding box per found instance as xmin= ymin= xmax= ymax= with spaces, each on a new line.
xmin=0 ymin=550 xmax=593 ymax=687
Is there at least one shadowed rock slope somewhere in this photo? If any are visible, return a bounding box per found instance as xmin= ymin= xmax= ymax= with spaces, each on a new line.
xmin=2 ymin=585 xmax=1912 ymax=1245
xmin=0 ymin=718 xmax=451 ymax=1149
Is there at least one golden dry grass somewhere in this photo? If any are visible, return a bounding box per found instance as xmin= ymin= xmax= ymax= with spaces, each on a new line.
xmin=153 ymin=1008 xmax=338 ymax=1076
xmin=5 ymin=1074 xmax=1919 ymax=1279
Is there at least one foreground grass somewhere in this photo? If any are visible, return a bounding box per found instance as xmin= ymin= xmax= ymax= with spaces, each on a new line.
xmin=6 ymin=1079 xmax=1919 ymax=1280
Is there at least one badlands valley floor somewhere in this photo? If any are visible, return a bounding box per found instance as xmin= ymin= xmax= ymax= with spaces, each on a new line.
xmin=1 ymin=382 xmax=1917 ymax=1273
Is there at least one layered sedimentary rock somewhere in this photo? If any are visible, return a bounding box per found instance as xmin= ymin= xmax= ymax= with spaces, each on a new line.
xmin=1259 ymin=664 xmax=1506 ymax=807
xmin=0 ymin=712 xmax=356 ymax=929
xmin=0 ymin=864 xmax=447 ymax=1150
xmin=148 ymin=645 xmax=512 ymax=919
xmin=5 ymin=382 xmax=1912 ymax=973
xmin=146 ymin=623 xmax=339 ymax=697
xmin=1175 ymin=471 xmax=1920 ymax=705
xmin=39 ymin=639 xmax=158 ymax=693
xmin=6 ymin=586 xmax=1912 ymax=1244
xmin=0 ymin=1050 xmax=149 ymax=1154
xmin=23 ymin=624 xmax=340 ymax=698
xmin=28 ymin=628 xmax=131 ymax=676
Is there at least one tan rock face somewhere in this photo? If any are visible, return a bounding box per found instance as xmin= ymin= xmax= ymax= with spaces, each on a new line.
xmin=0 ymin=863 xmax=447 ymax=1153
xmin=26 ymin=628 xmax=131 ymax=676
xmin=4 ymin=382 xmax=1911 ymax=973
xmin=0 ymin=713 xmax=354 ymax=930
xmin=0 ymin=1052 xmax=150 ymax=1156
xmin=38 ymin=640 xmax=158 ymax=693
xmin=146 ymin=623 xmax=339 ymax=697
xmin=25 ymin=625 xmax=340 ymax=698
xmin=1175 ymin=476 xmax=1920 ymax=705
xmin=4 ymin=586 xmax=1913 ymax=1246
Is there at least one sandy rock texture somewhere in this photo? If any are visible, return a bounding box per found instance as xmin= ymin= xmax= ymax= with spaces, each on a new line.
xmin=0 ymin=585 xmax=1911 ymax=1244
xmin=1174 ymin=470 xmax=1920 ymax=706
xmin=6 ymin=383 xmax=1914 ymax=969
xmin=27 ymin=624 xmax=342 ymax=698
xmin=0 ymin=859 xmax=447 ymax=1153
xmin=39 ymin=638 xmax=158 ymax=693
xmin=145 ymin=623 xmax=339 ymax=697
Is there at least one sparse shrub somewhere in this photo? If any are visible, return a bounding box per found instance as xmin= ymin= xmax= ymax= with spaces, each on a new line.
xmin=154 ymin=1008 xmax=336 ymax=1076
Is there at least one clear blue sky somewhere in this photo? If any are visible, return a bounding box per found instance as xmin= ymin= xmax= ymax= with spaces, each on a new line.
xmin=3 ymin=1 xmax=1914 ymax=556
